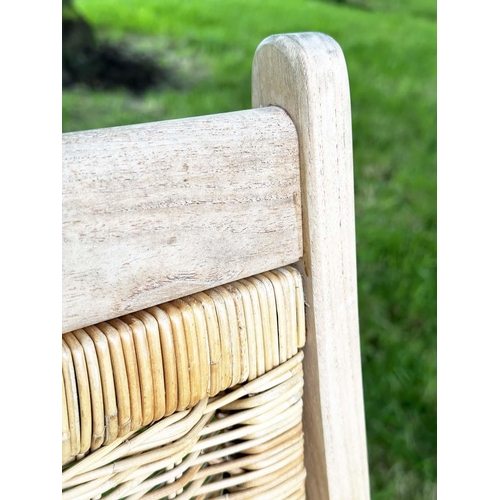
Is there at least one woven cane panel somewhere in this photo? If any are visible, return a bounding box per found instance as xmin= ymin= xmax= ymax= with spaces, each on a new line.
xmin=63 ymin=353 xmax=306 ymax=499
xmin=62 ymin=266 xmax=306 ymax=498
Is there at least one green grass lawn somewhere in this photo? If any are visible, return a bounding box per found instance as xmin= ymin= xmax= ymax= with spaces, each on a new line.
xmin=63 ymin=0 xmax=436 ymax=497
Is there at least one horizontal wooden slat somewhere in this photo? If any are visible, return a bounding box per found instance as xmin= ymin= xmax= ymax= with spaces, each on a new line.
xmin=62 ymin=106 xmax=302 ymax=333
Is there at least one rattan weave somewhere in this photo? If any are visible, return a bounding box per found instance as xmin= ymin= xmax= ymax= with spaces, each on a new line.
xmin=62 ymin=266 xmax=306 ymax=499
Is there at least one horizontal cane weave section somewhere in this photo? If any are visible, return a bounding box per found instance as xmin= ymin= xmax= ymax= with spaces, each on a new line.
xmin=62 ymin=266 xmax=306 ymax=486
xmin=62 ymin=352 xmax=306 ymax=499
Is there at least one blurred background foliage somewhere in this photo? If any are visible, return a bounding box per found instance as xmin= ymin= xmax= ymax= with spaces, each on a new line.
xmin=62 ymin=0 xmax=436 ymax=498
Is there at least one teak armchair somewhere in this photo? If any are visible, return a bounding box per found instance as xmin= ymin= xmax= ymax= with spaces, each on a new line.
xmin=62 ymin=32 xmax=370 ymax=499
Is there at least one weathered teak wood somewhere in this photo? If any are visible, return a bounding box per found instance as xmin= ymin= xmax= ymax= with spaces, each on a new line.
xmin=62 ymin=31 xmax=369 ymax=499
xmin=253 ymin=33 xmax=370 ymax=498
xmin=62 ymin=107 xmax=302 ymax=333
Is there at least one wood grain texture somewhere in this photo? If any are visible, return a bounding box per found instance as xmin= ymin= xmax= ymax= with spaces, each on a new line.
xmin=63 ymin=107 xmax=302 ymax=333
xmin=253 ymin=33 xmax=370 ymax=499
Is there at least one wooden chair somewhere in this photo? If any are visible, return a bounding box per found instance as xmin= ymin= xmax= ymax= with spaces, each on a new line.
xmin=62 ymin=32 xmax=370 ymax=499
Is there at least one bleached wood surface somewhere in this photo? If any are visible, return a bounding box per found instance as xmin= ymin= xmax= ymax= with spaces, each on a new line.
xmin=253 ymin=33 xmax=370 ymax=499
xmin=62 ymin=107 xmax=302 ymax=333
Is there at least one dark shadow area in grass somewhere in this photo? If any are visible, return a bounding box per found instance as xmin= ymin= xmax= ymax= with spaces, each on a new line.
xmin=63 ymin=40 xmax=181 ymax=94
xmin=63 ymin=0 xmax=181 ymax=93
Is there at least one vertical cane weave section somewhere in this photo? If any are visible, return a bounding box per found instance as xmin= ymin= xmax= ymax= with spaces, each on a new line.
xmin=62 ymin=266 xmax=306 ymax=499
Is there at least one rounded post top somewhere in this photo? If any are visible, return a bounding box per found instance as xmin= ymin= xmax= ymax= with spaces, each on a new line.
xmin=252 ymin=32 xmax=349 ymax=111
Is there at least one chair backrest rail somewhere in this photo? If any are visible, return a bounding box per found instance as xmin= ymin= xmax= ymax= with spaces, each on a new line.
xmin=63 ymin=106 xmax=302 ymax=333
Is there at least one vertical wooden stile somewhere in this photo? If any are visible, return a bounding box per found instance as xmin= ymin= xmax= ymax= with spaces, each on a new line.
xmin=252 ymin=32 xmax=370 ymax=499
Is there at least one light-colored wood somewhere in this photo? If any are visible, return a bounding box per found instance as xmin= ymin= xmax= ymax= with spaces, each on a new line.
xmin=62 ymin=107 xmax=302 ymax=333
xmin=253 ymin=32 xmax=370 ymax=499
